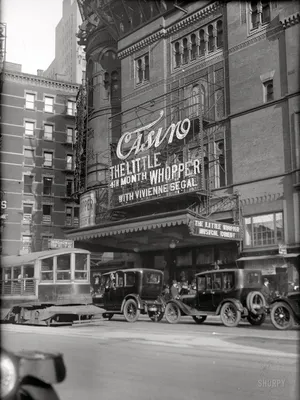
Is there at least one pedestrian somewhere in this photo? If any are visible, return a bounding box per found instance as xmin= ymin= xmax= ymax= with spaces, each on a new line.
xmin=170 ymin=280 xmax=180 ymax=299
xmin=261 ymin=278 xmax=272 ymax=303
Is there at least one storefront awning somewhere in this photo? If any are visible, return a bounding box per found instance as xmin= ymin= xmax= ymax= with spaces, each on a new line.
xmin=237 ymin=253 xmax=300 ymax=261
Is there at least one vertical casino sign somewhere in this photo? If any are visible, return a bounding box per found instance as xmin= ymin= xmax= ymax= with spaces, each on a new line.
xmin=79 ymin=190 xmax=96 ymax=228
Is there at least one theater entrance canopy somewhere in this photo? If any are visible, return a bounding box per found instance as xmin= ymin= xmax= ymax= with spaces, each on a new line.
xmin=66 ymin=209 xmax=242 ymax=253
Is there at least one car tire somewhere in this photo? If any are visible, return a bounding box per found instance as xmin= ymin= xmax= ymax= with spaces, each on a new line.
xmin=247 ymin=313 xmax=266 ymax=326
xmin=123 ymin=299 xmax=140 ymax=323
xmin=165 ymin=302 xmax=181 ymax=324
xmin=220 ymin=302 xmax=242 ymax=327
xmin=192 ymin=316 xmax=207 ymax=324
xmin=148 ymin=310 xmax=164 ymax=322
xmin=270 ymin=302 xmax=294 ymax=330
xmin=103 ymin=313 xmax=114 ymax=320
xmin=246 ymin=291 xmax=266 ymax=315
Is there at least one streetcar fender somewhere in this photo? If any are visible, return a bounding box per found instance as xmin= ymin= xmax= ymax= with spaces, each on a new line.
xmin=216 ymin=299 xmax=244 ymax=315
xmin=121 ymin=294 xmax=143 ymax=313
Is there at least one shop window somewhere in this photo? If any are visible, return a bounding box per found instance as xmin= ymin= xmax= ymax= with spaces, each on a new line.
xmin=75 ymin=253 xmax=88 ymax=280
xmin=216 ymin=20 xmax=223 ymax=48
xmin=199 ymin=30 xmax=205 ymax=56
xmin=44 ymin=97 xmax=54 ymax=113
xmin=41 ymin=257 xmax=53 ymax=281
xmin=43 ymin=177 xmax=53 ymax=196
xmin=244 ymin=212 xmax=283 ymax=247
xmin=24 ymin=175 xmax=33 ymax=194
xmin=174 ymin=42 xmax=181 ymax=67
xmin=42 ymin=204 xmax=52 ymax=224
xmin=190 ymin=34 xmax=197 ymax=60
xmin=263 ymin=80 xmax=274 ymax=102
xmin=182 ymin=38 xmax=189 ymax=64
xmin=43 ymin=152 xmax=53 ymax=168
xmin=56 ymin=254 xmax=71 ymax=281
xmin=24 ymin=149 xmax=34 ymax=166
xmin=44 ymin=125 xmax=53 ymax=140
xmin=25 ymin=121 xmax=34 ymax=136
xmin=23 ymin=203 xmax=33 ymax=222
xmin=25 ymin=93 xmax=35 ymax=110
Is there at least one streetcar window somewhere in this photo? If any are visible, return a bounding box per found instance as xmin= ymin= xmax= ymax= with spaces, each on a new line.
xmin=75 ymin=253 xmax=88 ymax=280
xmin=56 ymin=254 xmax=71 ymax=281
xmin=13 ymin=267 xmax=22 ymax=280
xmin=41 ymin=257 xmax=54 ymax=281
xmin=24 ymin=264 xmax=34 ymax=278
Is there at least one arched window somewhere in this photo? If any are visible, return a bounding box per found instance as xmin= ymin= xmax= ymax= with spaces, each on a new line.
xmin=265 ymin=80 xmax=274 ymax=102
xmin=250 ymin=1 xmax=259 ymax=29
xmin=262 ymin=1 xmax=270 ymax=24
xmin=137 ymin=59 xmax=143 ymax=83
xmin=200 ymin=84 xmax=206 ymax=114
xmin=144 ymin=55 xmax=149 ymax=81
xmin=216 ymin=20 xmax=223 ymax=48
xmin=190 ymin=85 xmax=199 ymax=117
xmin=111 ymin=71 xmax=119 ymax=98
xmin=174 ymin=42 xmax=181 ymax=67
xmin=182 ymin=38 xmax=189 ymax=64
xmin=208 ymin=25 xmax=214 ymax=52
xmin=191 ymin=34 xmax=197 ymax=60
xmin=199 ymin=29 xmax=205 ymax=56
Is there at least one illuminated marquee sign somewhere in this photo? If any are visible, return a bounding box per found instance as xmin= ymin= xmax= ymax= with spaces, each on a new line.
xmin=189 ymin=219 xmax=241 ymax=241
xmin=49 ymin=239 xmax=74 ymax=249
xmin=110 ymin=110 xmax=202 ymax=206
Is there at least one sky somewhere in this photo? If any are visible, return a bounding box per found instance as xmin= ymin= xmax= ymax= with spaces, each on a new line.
xmin=2 ymin=0 xmax=63 ymax=74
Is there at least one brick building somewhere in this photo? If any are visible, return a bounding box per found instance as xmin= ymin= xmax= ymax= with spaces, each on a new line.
xmin=67 ymin=1 xmax=299 ymax=293
xmin=0 ymin=64 xmax=79 ymax=256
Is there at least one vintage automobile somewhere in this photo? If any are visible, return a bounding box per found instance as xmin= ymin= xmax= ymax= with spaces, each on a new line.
xmin=164 ymin=268 xmax=267 ymax=327
xmin=92 ymin=268 xmax=165 ymax=322
xmin=270 ymin=291 xmax=300 ymax=330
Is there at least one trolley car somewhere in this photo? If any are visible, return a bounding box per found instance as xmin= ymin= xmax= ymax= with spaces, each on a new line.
xmin=1 ymin=248 xmax=104 ymax=326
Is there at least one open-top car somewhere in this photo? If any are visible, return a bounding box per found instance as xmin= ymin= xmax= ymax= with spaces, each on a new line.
xmin=92 ymin=268 xmax=165 ymax=322
xmin=270 ymin=291 xmax=300 ymax=330
xmin=164 ymin=268 xmax=267 ymax=327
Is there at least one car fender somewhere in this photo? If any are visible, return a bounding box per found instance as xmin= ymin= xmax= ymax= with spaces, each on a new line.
xmin=216 ymin=298 xmax=244 ymax=315
xmin=270 ymin=298 xmax=300 ymax=321
xmin=121 ymin=294 xmax=142 ymax=312
xmin=165 ymin=299 xmax=190 ymax=316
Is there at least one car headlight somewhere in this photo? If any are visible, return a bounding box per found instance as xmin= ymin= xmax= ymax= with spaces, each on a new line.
xmin=0 ymin=352 xmax=18 ymax=399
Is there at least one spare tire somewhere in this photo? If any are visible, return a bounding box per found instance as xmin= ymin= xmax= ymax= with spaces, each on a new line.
xmin=246 ymin=291 xmax=266 ymax=315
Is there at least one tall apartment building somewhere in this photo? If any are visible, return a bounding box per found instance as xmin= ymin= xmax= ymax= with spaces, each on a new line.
xmin=0 ymin=64 xmax=79 ymax=256
xmin=67 ymin=1 xmax=299 ymax=293
xmin=44 ymin=0 xmax=86 ymax=84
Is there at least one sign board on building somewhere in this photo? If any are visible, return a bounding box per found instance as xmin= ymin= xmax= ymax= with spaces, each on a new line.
xmin=80 ymin=190 xmax=96 ymax=228
xmin=48 ymin=239 xmax=74 ymax=249
xmin=189 ymin=218 xmax=241 ymax=241
xmin=278 ymin=244 xmax=287 ymax=255
xmin=109 ymin=109 xmax=203 ymax=207
xmin=261 ymin=266 xmax=276 ymax=276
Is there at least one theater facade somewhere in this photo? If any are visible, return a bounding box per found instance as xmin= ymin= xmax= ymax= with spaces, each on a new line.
xmin=68 ymin=1 xmax=300 ymax=292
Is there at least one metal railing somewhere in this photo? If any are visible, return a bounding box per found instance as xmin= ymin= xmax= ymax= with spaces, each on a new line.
xmin=0 ymin=279 xmax=37 ymax=296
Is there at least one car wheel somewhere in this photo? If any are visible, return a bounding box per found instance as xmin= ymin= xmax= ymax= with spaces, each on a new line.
xmin=192 ymin=316 xmax=207 ymax=324
xmin=246 ymin=291 xmax=266 ymax=315
xmin=103 ymin=313 xmax=114 ymax=320
xmin=123 ymin=299 xmax=140 ymax=323
xmin=220 ymin=302 xmax=242 ymax=327
xmin=271 ymin=302 xmax=294 ymax=330
xmin=148 ymin=310 xmax=164 ymax=322
xmin=247 ymin=313 xmax=266 ymax=326
xmin=165 ymin=302 xmax=181 ymax=324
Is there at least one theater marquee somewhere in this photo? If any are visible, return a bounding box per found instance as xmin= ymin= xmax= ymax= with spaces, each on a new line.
xmin=189 ymin=218 xmax=242 ymax=241
xmin=110 ymin=110 xmax=203 ymax=206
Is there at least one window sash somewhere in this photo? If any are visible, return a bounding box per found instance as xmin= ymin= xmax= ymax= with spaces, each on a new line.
xmin=25 ymin=122 xmax=34 ymax=135
xmin=67 ymin=101 xmax=76 ymax=116
xmin=24 ymin=176 xmax=33 ymax=193
xmin=43 ymin=178 xmax=52 ymax=195
xmin=44 ymin=125 xmax=53 ymax=140
xmin=45 ymin=97 xmax=54 ymax=112
xmin=44 ymin=153 xmax=53 ymax=167
xmin=26 ymin=94 xmax=35 ymax=109
xmin=67 ymin=128 xmax=73 ymax=143
xmin=244 ymin=212 xmax=283 ymax=247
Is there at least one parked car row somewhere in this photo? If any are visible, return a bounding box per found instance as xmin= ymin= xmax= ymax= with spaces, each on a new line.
xmin=91 ymin=268 xmax=300 ymax=330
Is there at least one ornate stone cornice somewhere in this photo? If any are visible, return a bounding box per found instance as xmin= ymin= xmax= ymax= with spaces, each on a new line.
xmin=240 ymin=193 xmax=283 ymax=206
xmin=118 ymin=1 xmax=222 ymax=59
xmin=3 ymin=71 xmax=79 ymax=92
xmin=280 ymin=12 xmax=300 ymax=29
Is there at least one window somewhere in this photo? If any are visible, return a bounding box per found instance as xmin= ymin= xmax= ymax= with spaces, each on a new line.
xmin=174 ymin=42 xmax=181 ymax=67
xmin=41 ymin=257 xmax=53 ymax=281
xmin=24 ymin=175 xmax=33 ymax=194
xmin=57 ymin=254 xmax=71 ymax=281
xmin=212 ymin=273 xmax=222 ymax=290
xmin=197 ymin=276 xmax=206 ymax=291
xmin=136 ymin=54 xmax=150 ymax=84
xmin=262 ymin=1 xmax=271 ymax=24
xmin=67 ymin=100 xmax=76 ymax=116
xmin=199 ymin=30 xmax=205 ymax=56
xmin=23 ymin=203 xmax=33 ymax=222
xmin=25 ymin=121 xmax=34 ymax=136
xmin=215 ymin=140 xmax=226 ymax=188
xmin=216 ymin=20 xmax=223 ymax=48
xmin=44 ymin=125 xmax=53 ymax=140
xmin=24 ymin=149 xmax=34 ymax=165
xmin=74 ymin=207 xmax=79 ymax=227
xmin=25 ymin=93 xmax=35 ymax=109
xmin=250 ymin=1 xmax=259 ymax=29
xmin=182 ymin=38 xmax=189 ymax=64
xmin=65 ymin=206 xmax=79 ymax=227
xmin=43 ymin=177 xmax=53 ymax=195
xmin=67 ymin=128 xmax=74 ymax=143
xmin=66 ymin=155 xmax=73 ymax=170
xmin=43 ymin=152 xmax=53 ymax=168
xmin=246 ymin=271 xmax=261 ymax=286
xmin=45 ymin=96 xmax=54 ymax=113
xmin=143 ymin=272 xmax=161 ymax=284
xmin=66 ymin=180 xmax=73 ymax=197
xmin=22 ymin=235 xmax=32 ymax=254
xmin=264 ymin=80 xmax=274 ymax=102
xmin=41 ymin=236 xmax=52 ymax=251
xmin=125 ymin=272 xmax=136 ymax=287
xmin=223 ymin=272 xmax=234 ymax=290
xmin=42 ymin=204 xmax=52 ymax=223
xmin=191 ymin=34 xmax=197 ymax=60
xmin=74 ymin=253 xmax=88 ymax=280
xmin=66 ymin=207 xmax=72 ymax=226
xmin=244 ymin=212 xmax=283 ymax=247
xmin=250 ymin=1 xmax=270 ymax=30
xmin=111 ymin=71 xmax=119 ymax=98
xmin=208 ymin=25 xmax=214 ymax=52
